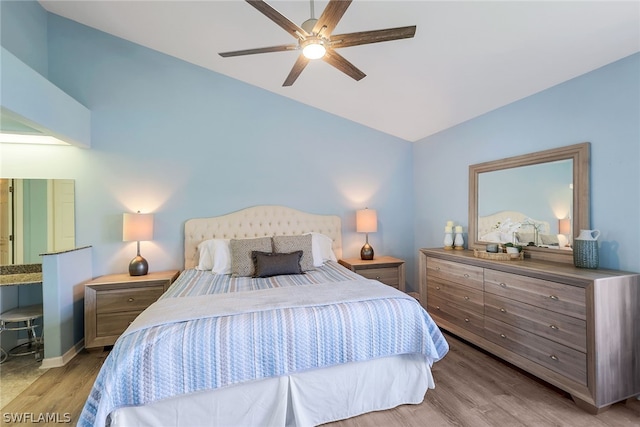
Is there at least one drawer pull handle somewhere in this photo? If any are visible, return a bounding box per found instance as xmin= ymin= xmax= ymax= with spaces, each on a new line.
xmin=500 ymin=333 xmax=506 ymax=339
xmin=549 ymin=324 xmax=559 ymax=330
xmin=128 ymin=298 xmax=134 ymax=302
xmin=464 ymin=296 xmax=470 ymax=300
xmin=464 ymin=318 xmax=470 ymax=323
xmin=549 ymin=295 xmax=559 ymax=301
xmin=500 ymin=283 xmax=507 ymax=288
xmin=550 ymin=355 xmax=559 ymax=361
xmin=435 ymin=267 xmax=441 ymax=271
xmin=435 ymin=286 xmax=440 ymax=290
xmin=463 ymin=273 xmax=469 ymax=278
xmin=500 ymin=308 xmax=506 ymax=313
xmin=435 ymin=305 xmax=440 ymax=310
xmin=375 ymin=276 xmax=381 ymax=280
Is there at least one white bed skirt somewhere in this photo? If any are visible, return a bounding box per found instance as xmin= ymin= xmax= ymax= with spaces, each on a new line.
xmin=111 ymin=353 xmax=434 ymax=427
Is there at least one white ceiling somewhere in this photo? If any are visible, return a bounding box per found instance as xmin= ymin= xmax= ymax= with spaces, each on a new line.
xmin=39 ymin=1 xmax=640 ymax=142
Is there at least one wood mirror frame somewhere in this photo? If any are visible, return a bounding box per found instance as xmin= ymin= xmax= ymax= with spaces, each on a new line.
xmin=468 ymin=142 xmax=590 ymax=263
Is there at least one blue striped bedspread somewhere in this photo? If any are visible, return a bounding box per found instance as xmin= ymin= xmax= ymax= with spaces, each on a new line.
xmin=79 ymin=262 xmax=449 ymax=427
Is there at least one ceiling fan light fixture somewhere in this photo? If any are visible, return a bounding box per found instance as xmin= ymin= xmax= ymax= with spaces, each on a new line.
xmin=301 ymin=37 xmax=326 ymax=59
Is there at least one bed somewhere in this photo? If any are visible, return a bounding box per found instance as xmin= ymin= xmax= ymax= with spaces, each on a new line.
xmin=79 ymin=205 xmax=449 ymax=427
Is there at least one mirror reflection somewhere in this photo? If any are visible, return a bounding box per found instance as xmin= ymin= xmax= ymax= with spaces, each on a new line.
xmin=0 ymin=179 xmax=75 ymax=265
xmin=468 ymin=142 xmax=590 ymax=263
xmin=477 ymin=159 xmax=573 ymax=249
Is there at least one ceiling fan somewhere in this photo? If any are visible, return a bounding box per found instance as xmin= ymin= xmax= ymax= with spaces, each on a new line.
xmin=219 ymin=0 xmax=416 ymax=86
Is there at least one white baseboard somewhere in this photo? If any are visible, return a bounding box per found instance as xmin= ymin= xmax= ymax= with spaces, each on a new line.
xmin=40 ymin=339 xmax=85 ymax=369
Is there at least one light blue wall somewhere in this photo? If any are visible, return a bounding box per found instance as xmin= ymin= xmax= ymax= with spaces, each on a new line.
xmin=2 ymin=10 xmax=416 ymax=286
xmin=414 ymin=53 xmax=640 ymax=275
xmin=0 ymin=0 xmax=48 ymax=76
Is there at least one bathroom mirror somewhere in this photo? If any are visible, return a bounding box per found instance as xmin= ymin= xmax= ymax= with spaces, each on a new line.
xmin=469 ymin=143 xmax=590 ymax=263
xmin=0 ymin=178 xmax=75 ymax=265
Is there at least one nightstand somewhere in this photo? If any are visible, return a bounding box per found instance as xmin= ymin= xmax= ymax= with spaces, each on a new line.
xmin=84 ymin=270 xmax=180 ymax=349
xmin=338 ymin=256 xmax=405 ymax=291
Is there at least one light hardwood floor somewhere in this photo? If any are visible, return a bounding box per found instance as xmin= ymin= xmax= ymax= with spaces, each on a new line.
xmin=2 ymin=333 xmax=638 ymax=426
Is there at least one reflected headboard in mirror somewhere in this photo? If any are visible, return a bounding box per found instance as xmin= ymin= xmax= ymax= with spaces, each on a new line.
xmin=469 ymin=142 xmax=590 ymax=263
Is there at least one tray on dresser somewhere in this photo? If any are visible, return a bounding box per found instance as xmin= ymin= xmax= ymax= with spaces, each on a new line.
xmin=473 ymin=248 xmax=524 ymax=261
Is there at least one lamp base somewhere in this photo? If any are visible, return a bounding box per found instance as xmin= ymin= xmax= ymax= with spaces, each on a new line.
xmin=129 ymin=255 xmax=149 ymax=276
xmin=360 ymin=243 xmax=374 ymax=260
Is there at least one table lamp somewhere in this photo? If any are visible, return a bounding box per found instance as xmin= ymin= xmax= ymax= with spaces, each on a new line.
xmin=559 ymin=218 xmax=572 ymax=247
xmin=123 ymin=211 xmax=154 ymax=276
xmin=356 ymin=208 xmax=377 ymax=260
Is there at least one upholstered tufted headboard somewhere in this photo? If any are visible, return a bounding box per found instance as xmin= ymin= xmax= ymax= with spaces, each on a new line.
xmin=184 ymin=205 xmax=342 ymax=269
xmin=477 ymin=210 xmax=551 ymax=243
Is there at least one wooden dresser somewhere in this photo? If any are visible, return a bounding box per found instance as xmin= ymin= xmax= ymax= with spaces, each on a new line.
xmin=419 ymin=248 xmax=639 ymax=413
xmin=84 ymin=270 xmax=180 ymax=349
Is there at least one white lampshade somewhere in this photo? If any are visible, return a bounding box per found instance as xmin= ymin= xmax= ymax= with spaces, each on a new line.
xmin=558 ymin=218 xmax=571 ymax=235
xmin=123 ymin=212 xmax=154 ymax=242
xmin=356 ymin=209 xmax=378 ymax=233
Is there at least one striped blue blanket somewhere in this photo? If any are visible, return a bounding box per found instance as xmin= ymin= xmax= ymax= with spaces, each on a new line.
xmin=79 ymin=263 xmax=448 ymax=427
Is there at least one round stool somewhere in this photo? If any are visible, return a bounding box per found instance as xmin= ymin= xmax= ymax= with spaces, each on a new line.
xmin=0 ymin=304 xmax=43 ymax=364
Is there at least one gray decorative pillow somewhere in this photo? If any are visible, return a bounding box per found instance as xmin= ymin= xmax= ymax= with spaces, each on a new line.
xmin=516 ymin=232 xmax=536 ymax=245
xmin=230 ymin=237 xmax=273 ymax=277
xmin=252 ymin=251 xmax=303 ymax=278
xmin=540 ymin=233 xmax=560 ymax=246
xmin=272 ymin=234 xmax=314 ymax=271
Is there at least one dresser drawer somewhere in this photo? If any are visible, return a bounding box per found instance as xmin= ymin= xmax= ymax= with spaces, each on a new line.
xmin=428 ymin=278 xmax=484 ymax=315
xmin=427 ymin=257 xmax=484 ymax=291
xmin=485 ymin=317 xmax=587 ymax=385
xmin=485 ymin=293 xmax=586 ymax=352
xmin=484 ymin=269 xmax=586 ymax=320
xmin=96 ymin=311 xmax=140 ymax=337
xmin=357 ymin=267 xmax=399 ymax=288
xmin=427 ymin=293 xmax=484 ymax=337
xmin=96 ymin=286 xmax=165 ymax=314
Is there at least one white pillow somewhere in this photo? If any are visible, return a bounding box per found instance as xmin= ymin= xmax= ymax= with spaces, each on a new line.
xmin=196 ymin=239 xmax=231 ymax=274
xmin=308 ymin=232 xmax=337 ymax=267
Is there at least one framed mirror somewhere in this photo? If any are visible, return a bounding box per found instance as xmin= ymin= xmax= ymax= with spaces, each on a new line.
xmin=0 ymin=178 xmax=76 ymax=266
xmin=468 ymin=143 xmax=590 ymax=263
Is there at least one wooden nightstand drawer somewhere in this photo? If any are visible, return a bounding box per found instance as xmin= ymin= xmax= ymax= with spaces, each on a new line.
xmin=96 ymin=286 xmax=165 ymax=314
xmin=96 ymin=311 xmax=141 ymax=337
xmin=338 ymin=256 xmax=405 ymax=291
xmin=85 ymin=270 xmax=180 ymax=349
xmin=357 ymin=267 xmax=399 ymax=287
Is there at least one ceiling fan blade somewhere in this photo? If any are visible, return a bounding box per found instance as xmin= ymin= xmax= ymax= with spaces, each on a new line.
xmin=330 ymin=26 xmax=416 ymax=49
xmin=246 ymin=0 xmax=308 ymax=39
xmin=283 ymin=55 xmax=310 ymax=86
xmin=322 ymin=50 xmax=366 ymax=81
xmin=312 ymin=0 xmax=352 ymax=37
xmin=219 ymin=44 xmax=298 ymax=58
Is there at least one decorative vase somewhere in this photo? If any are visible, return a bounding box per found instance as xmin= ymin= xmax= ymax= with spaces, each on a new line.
xmin=444 ymin=230 xmax=454 ymax=250
xmin=573 ymin=229 xmax=600 ymax=269
xmin=454 ymin=232 xmax=464 ymax=250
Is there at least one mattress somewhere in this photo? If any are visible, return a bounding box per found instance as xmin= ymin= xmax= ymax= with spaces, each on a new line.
xmin=79 ymin=262 xmax=448 ymax=427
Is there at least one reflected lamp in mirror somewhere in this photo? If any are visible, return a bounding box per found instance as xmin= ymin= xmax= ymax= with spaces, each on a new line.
xmin=123 ymin=212 xmax=154 ymax=276
xmin=356 ymin=208 xmax=377 ymax=260
xmin=559 ymin=218 xmax=572 ymax=247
